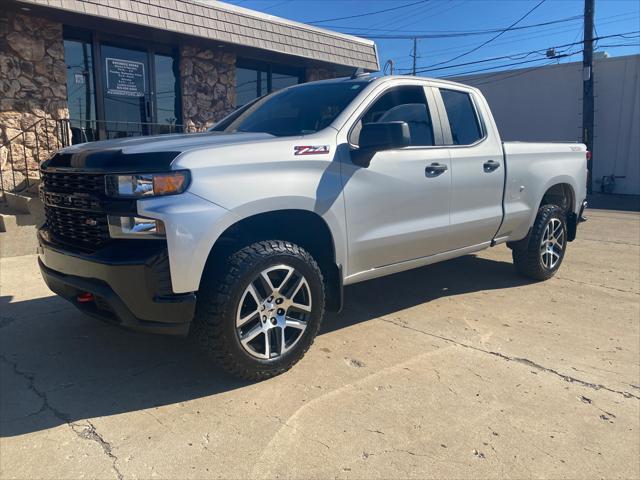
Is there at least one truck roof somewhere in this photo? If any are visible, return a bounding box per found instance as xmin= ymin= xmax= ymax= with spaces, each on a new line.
xmin=309 ymin=73 xmax=473 ymax=91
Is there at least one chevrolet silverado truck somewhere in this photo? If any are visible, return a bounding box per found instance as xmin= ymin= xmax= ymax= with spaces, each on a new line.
xmin=38 ymin=74 xmax=588 ymax=379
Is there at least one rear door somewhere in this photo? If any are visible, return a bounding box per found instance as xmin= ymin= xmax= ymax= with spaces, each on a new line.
xmin=434 ymin=87 xmax=504 ymax=249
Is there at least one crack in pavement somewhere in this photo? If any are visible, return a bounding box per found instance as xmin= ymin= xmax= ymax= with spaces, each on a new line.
xmin=269 ymin=415 xmax=331 ymax=450
xmin=379 ymin=319 xmax=640 ymax=400
xmin=71 ymin=421 xmax=124 ymax=480
xmin=578 ymin=237 xmax=640 ymax=247
xmin=554 ymin=276 xmax=639 ymax=295
xmin=0 ymin=354 xmax=124 ymax=479
xmin=0 ymin=354 xmax=70 ymax=423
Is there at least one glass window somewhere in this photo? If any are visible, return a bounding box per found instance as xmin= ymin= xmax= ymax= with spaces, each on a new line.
xmin=351 ymin=86 xmax=435 ymax=147
xmin=154 ymin=53 xmax=181 ymax=134
xmin=101 ymin=44 xmax=149 ymax=139
xmin=271 ymin=64 xmax=301 ymax=92
xmin=63 ymin=39 xmax=97 ymax=144
xmin=236 ymin=67 xmax=256 ymax=107
xmin=440 ymin=89 xmax=483 ymax=145
xmin=215 ymin=81 xmax=368 ymax=136
xmin=235 ymin=59 xmax=302 ymax=107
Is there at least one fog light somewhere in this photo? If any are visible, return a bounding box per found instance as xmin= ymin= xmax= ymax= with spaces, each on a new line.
xmin=108 ymin=216 xmax=166 ymax=239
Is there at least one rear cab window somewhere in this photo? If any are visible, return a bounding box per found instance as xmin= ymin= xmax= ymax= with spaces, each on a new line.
xmin=440 ymin=89 xmax=483 ymax=145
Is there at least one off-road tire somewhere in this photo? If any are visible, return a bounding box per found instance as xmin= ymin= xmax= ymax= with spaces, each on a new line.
xmin=192 ymin=240 xmax=325 ymax=380
xmin=512 ymin=204 xmax=568 ymax=281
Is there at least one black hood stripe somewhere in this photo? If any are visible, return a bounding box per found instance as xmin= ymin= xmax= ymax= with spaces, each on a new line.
xmin=42 ymin=150 xmax=182 ymax=173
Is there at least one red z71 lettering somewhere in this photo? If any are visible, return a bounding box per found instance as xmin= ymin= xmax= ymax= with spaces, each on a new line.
xmin=294 ymin=145 xmax=330 ymax=155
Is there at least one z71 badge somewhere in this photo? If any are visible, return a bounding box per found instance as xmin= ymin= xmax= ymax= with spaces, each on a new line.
xmin=294 ymin=145 xmax=330 ymax=155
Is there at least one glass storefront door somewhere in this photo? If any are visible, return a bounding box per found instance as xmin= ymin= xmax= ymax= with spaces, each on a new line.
xmin=101 ymin=44 xmax=151 ymax=139
xmin=63 ymin=30 xmax=181 ymax=143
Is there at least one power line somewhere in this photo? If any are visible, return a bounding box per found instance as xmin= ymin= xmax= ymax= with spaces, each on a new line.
xmin=597 ymin=43 xmax=640 ymax=48
xmin=363 ymin=0 xmax=439 ymax=31
xmin=421 ymin=0 xmax=548 ymax=70
xmin=399 ymin=12 xmax=638 ymax=58
xmin=442 ymin=51 xmax=580 ymax=78
xmin=379 ymin=0 xmax=472 ymax=33
xmin=399 ymin=31 xmax=639 ymax=74
xmin=462 ymin=58 xmax=562 ymax=86
xmin=338 ymin=15 xmax=582 ymax=38
xmin=305 ymin=0 xmax=429 ymax=25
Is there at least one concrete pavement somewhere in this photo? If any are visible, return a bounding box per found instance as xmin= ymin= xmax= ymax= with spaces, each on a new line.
xmin=0 ymin=209 xmax=638 ymax=479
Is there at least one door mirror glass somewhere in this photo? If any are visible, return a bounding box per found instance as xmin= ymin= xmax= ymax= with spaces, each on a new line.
xmin=359 ymin=121 xmax=411 ymax=151
xmin=352 ymin=121 xmax=411 ymax=167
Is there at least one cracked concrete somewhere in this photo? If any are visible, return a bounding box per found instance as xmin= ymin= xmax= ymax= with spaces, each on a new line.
xmin=71 ymin=421 xmax=123 ymax=480
xmin=378 ymin=318 xmax=640 ymax=400
xmin=1 ymin=208 xmax=638 ymax=479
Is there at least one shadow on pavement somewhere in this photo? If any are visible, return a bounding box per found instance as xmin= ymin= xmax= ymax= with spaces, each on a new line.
xmin=1 ymin=254 xmax=531 ymax=438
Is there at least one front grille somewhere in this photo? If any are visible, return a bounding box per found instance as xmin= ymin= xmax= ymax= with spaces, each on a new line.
xmin=41 ymin=171 xmax=110 ymax=250
xmin=42 ymin=171 xmax=105 ymax=195
xmin=41 ymin=191 xmax=102 ymax=211
xmin=45 ymin=207 xmax=109 ymax=248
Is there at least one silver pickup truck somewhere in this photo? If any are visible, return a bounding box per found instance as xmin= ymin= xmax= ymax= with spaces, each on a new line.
xmin=38 ymin=74 xmax=588 ymax=379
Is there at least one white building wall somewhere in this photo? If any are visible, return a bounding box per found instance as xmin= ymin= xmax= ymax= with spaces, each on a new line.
xmin=454 ymin=55 xmax=639 ymax=195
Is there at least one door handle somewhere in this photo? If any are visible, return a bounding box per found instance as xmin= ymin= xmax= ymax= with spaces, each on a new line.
xmin=483 ymin=160 xmax=500 ymax=172
xmin=425 ymin=163 xmax=448 ymax=177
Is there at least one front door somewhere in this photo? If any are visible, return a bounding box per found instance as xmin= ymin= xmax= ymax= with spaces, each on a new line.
xmin=100 ymin=44 xmax=151 ymax=139
xmin=342 ymin=85 xmax=451 ymax=277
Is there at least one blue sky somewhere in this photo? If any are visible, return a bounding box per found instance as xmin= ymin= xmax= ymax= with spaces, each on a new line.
xmin=224 ymin=0 xmax=640 ymax=76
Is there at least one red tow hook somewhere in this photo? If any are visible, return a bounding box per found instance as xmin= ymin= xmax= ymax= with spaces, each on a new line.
xmin=77 ymin=292 xmax=95 ymax=303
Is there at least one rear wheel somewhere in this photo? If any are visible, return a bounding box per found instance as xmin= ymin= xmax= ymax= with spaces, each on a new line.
xmin=512 ymin=205 xmax=567 ymax=280
xmin=193 ymin=240 xmax=325 ymax=380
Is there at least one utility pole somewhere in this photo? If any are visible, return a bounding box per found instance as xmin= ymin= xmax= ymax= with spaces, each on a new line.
xmin=411 ymin=37 xmax=418 ymax=75
xmin=582 ymin=0 xmax=595 ymax=194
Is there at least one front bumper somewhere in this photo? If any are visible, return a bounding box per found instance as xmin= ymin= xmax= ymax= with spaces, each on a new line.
xmin=38 ymin=231 xmax=196 ymax=335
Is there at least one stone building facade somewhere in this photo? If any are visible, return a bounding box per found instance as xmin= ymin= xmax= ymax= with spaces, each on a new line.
xmin=1 ymin=11 xmax=69 ymax=187
xmin=180 ymin=46 xmax=236 ymax=132
xmin=1 ymin=0 xmax=378 ymax=194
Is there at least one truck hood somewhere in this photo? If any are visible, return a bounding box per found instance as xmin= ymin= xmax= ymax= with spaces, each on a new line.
xmin=42 ymin=131 xmax=276 ymax=172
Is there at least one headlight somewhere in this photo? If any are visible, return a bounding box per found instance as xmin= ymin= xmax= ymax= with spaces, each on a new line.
xmin=108 ymin=216 xmax=166 ymax=239
xmin=105 ymin=171 xmax=189 ymax=198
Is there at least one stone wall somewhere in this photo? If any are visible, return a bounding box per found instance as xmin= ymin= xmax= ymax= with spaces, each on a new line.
xmin=0 ymin=11 xmax=69 ymax=190
xmin=180 ymin=46 xmax=236 ymax=132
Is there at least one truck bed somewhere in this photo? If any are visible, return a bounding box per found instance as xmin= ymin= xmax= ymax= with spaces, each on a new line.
xmin=497 ymin=142 xmax=588 ymax=242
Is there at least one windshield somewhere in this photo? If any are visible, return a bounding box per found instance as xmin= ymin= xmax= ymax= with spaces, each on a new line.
xmin=211 ymin=81 xmax=369 ymax=136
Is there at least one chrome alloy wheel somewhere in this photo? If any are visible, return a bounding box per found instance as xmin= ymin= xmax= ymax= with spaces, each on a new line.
xmin=236 ymin=265 xmax=312 ymax=360
xmin=540 ymin=218 xmax=565 ymax=269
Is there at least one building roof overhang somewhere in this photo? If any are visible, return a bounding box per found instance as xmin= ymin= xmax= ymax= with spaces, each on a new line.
xmin=12 ymin=0 xmax=380 ymax=71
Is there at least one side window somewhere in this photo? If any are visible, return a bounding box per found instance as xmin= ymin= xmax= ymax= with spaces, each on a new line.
xmin=351 ymin=86 xmax=435 ymax=147
xmin=440 ymin=89 xmax=483 ymax=145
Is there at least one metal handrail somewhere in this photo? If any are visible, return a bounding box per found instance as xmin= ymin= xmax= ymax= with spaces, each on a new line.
xmin=1 ymin=118 xmax=49 ymax=148
xmin=1 ymin=118 xmax=204 ymax=199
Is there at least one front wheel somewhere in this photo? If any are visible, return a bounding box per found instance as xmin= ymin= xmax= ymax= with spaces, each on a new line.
xmin=512 ymin=205 xmax=568 ymax=281
xmin=192 ymin=240 xmax=325 ymax=380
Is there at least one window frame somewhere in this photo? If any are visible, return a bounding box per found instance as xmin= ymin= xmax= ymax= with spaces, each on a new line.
xmin=347 ymin=84 xmax=445 ymax=149
xmin=433 ymin=87 xmax=487 ymax=147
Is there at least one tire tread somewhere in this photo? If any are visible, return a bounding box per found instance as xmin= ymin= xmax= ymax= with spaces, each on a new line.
xmin=512 ymin=204 xmax=567 ymax=281
xmin=192 ymin=240 xmax=324 ymax=381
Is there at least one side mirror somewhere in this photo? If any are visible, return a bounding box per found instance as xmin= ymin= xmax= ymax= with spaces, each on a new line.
xmin=352 ymin=121 xmax=411 ymax=167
